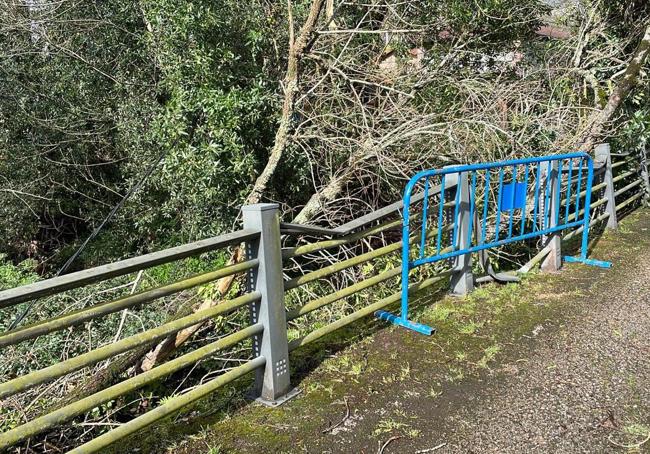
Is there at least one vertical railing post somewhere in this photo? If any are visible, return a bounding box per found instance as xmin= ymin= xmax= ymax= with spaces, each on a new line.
xmin=242 ymin=203 xmax=297 ymax=406
xmin=446 ymin=171 xmax=474 ymax=295
xmin=641 ymin=144 xmax=650 ymax=206
xmin=541 ymin=161 xmax=562 ymax=272
xmin=595 ymin=143 xmax=618 ymax=229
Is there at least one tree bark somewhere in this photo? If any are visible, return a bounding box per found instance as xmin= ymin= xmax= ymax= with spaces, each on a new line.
xmin=138 ymin=0 xmax=326 ymax=372
xmin=292 ymin=145 xmax=374 ymax=224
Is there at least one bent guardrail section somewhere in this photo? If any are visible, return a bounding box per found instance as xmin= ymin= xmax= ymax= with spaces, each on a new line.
xmin=0 ymin=143 xmax=647 ymax=452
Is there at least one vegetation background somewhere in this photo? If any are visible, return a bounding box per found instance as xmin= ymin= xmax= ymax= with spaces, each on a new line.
xmin=1 ymin=0 xmax=650 ymax=450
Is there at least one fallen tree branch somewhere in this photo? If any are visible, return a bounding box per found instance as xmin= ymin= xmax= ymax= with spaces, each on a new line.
xmin=138 ymin=0 xmax=326 ymax=372
xmin=577 ymin=24 xmax=650 ymax=151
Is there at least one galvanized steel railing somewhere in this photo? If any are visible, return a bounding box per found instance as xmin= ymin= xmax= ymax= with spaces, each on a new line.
xmin=0 ymin=143 xmax=648 ymax=452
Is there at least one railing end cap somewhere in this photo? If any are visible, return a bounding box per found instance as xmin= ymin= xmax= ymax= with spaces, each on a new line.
xmin=241 ymin=203 xmax=279 ymax=212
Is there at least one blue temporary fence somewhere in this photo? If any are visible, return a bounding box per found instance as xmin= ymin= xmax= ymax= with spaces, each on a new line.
xmin=375 ymin=152 xmax=612 ymax=335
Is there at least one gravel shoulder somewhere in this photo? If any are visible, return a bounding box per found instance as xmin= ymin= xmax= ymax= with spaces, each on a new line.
xmin=437 ymin=210 xmax=650 ymax=454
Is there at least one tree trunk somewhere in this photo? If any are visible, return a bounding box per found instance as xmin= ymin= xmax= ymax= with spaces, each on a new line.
xmin=578 ymin=24 xmax=650 ymax=151
xmin=138 ymin=0 xmax=326 ymax=372
xmin=293 ymin=145 xmax=374 ymax=224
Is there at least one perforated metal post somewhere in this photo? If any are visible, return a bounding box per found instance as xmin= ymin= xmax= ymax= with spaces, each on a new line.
xmin=242 ymin=204 xmax=298 ymax=406
xmin=595 ymin=143 xmax=618 ymax=229
xmin=446 ymin=171 xmax=474 ymax=295
xmin=541 ymin=161 xmax=562 ymax=272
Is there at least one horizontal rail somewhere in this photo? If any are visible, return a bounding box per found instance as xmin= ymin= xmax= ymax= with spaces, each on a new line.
xmin=284 ymin=225 xmax=452 ymax=291
xmin=284 ymin=240 xmax=403 ymax=291
xmin=280 ymin=222 xmax=342 ymax=236
xmin=411 ymin=153 xmax=590 ymax=178
xmin=287 ymin=267 xmax=401 ymax=321
xmin=411 ymin=219 xmax=584 ymax=269
xmin=565 ymin=197 xmax=608 ymax=224
xmin=565 ymin=165 xmax=605 ymax=187
xmin=287 ymin=244 xmax=454 ymax=321
xmin=280 ymin=182 xmax=452 ymax=241
xmin=612 ymin=169 xmax=636 ymax=184
xmin=0 ymin=292 xmax=260 ymax=399
xmin=0 ymin=324 xmax=263 ymax=450
xmin=616 ymin=191 xmax=644 ymax=210
xmin=288 ymin=272 xmax=450 ymax=351
xmin=615 ymin=178 xmax=643 ymax=198
xmin=561 ymin=180 xmax=606 ymax=208
xmin=521 ymin=190 xmax=641 ymax=273
xmin=284 ymin=201 xmax=455 ymax=260
xmin=0 ymin=229 xmax=259 ymax=309
xmin=283 ymin=218 xmax=401 ymax=260
xmin=67 ymin=356 xmax=266 ymax=454
xmin=333 ymin=183 xmax=448 ymax=235
xmin=0 ymin=259 xmax=258 ymax=348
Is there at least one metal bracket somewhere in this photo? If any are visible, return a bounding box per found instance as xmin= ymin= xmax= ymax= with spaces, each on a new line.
xmin=563 ymin=255 xmax=612 ymax=269
xmin=250 ymin=387 xmax=302 ymax=408
xmin=375 ymin=310 xmax=435 ymax=335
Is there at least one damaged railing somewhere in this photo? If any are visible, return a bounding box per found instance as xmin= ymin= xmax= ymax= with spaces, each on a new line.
xmin=0 ymin=143 xmax=647 ymax=452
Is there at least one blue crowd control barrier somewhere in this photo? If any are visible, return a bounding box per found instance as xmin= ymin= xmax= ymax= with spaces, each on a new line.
xmin=375 ymin=152 xmax=612 ymax=335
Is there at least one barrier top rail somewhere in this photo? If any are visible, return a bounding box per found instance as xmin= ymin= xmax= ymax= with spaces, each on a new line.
xmin=376 ymin=152 xmax=612 ymax=335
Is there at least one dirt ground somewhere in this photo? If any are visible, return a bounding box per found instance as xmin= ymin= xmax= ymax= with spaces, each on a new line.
xmin=148 ymin=208 xmax=650 ymax=454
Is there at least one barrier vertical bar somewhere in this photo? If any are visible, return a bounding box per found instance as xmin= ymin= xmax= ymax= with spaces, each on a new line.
xmin=447 ymin=171 xmax=474 ymax=295
xmin=242 ymin=204 xmax=297 ymax=405
xmin=401 ymin=186 xmax=413 ymax=321
xmin=574 ymin=159 xmax=584 ymax=215
xmin=553 ymin=160 xmax=563 ymax=226
xmin=495 ymin=167 xmax=505 ymax=240
xmin=532 ymin=164 xmax=541 ymax=232
xmin=595 ymin=143 xmax=618 ymax=229
xmin=419 ymin=178 xmax=430 ymax=258
xmin=579 ymin=157 xmax=595 ymax=261
xmin=543 ymin=161 xmax=553 ymax=231
xmin=507 ymin=165 xmax=518 ymax=239
xmin=467 ymin=171 xmax=477 ymax=246
xmin=480 ymin=171 xmax=490 ymax=244
xmin=451 ymin=173 xmax=462 ymax=251
xmin=520 ymin=164 xmax=530 ymax=235
xmin=541 ymin=161 xmax=562 ymax=272
xmin=436 ymin=176 xmax=446 ymax=254
xmin=641 ymin=145 xmax=650 ymax=206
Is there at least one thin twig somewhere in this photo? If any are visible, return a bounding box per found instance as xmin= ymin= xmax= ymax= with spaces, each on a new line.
xmin=608 ymin=431 xmax=650 ymax=449
xmin=378 ymin=435 xmax=401 ymax=454
xmin=322 ymin=396 xmax=351 ymax=433
xmin=112 ymin=270 xmax=144 ymax=343
xmin=317 ymin=28 xmax=423 ymax=34
xmin=415 ymin=443 xmax=447 ymax=453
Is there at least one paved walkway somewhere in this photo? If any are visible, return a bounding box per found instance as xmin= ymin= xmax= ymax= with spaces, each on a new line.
xmin=168 ymin=209 xmax=650 ymax=454
xmin=439 ymin=210 xmax=650 ymax=453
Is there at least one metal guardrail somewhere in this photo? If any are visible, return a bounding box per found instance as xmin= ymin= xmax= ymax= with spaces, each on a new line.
xmin=0 ymin=229 xmax=258 ymax=308
xmin=0 ymin=143 xmax=648 ymax=452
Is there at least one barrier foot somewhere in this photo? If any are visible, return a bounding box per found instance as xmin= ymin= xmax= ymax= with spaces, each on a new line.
xmin=374 ymin=310 xmax=435 ymax=336
xmin=563 ymin=256 xmax=612 ymax=269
